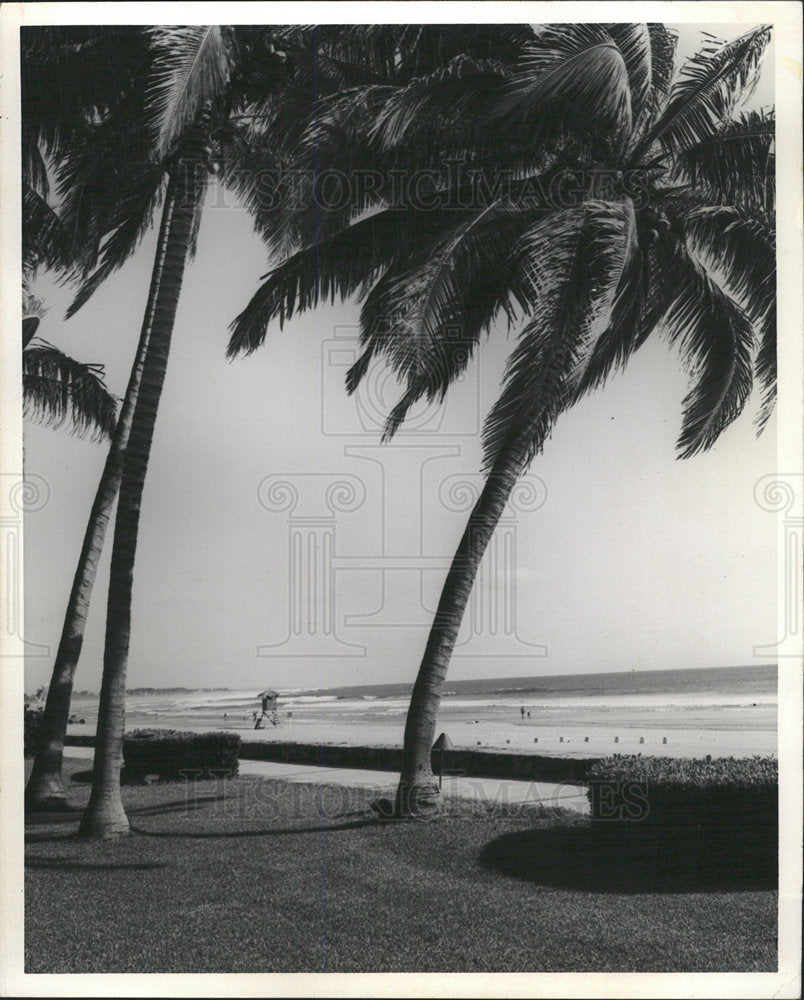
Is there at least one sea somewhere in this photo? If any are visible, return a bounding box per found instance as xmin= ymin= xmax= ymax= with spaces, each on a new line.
xmin=69 ymin=663 xmax=777 ymax=735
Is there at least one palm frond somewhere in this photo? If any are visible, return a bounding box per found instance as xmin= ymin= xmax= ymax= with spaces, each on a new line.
xmin=65 ymin=169 xmax=166 ymax=318
xmin=674 ymin=108 xmax=775 ymax=210
xmin=23 ymin=340 xmax=118 ymax=441
xmin=314 ymin=24 xmax=535 ymax=85
xmin=22 ymin=131 xmax=49 ymax=197
xmin=642 ymin=26 xmax=771 ymax=155
xmin=21 ymin=26 xmax=151 ymax=162
xmin=754 ymin=298 xmax=776 ymax=433
xmin=605 ymin=24 xmax=652 ymax=124
xmin=658 ymin=240 xmax=754 ymax=457
xmin=566 ymin=204 xmax=675 ymax=397
xmin=227 ymin=204 xmax=482 ymax=357
xmin=370 ymin=205 xmax=525 ymax=382
xmin=186 ymin=178 xmax=207 ymax=261
xmin=646 ymin=24 xmax=678 ymax=104
xmin=490 ymin=24 xmax=633 ymax=149
xmin=368 ymin=55 xmax=509 ymax=150
xmin=147 ymin=26 xmax=232 ymax=157
xmin=684 ymin=205 xmax=775 ymax=320
xmin=216 ymin=110 xmax=296 ymax=253
xmin=344 ymin=204 xmax=533 ymax=438
xmin=482 ymin=200 xmax=636 ymax=472
xmin=55 ymin=97 xmax=161 ymax=275
xmin=22 ymin=182 xmax=84 ymax=276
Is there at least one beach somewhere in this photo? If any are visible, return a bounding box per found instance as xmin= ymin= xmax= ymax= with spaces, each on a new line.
xmin=66 ymin=664 xmax=778 ymax=761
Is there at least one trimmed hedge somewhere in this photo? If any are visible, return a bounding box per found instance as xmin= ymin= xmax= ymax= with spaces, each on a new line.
xmin=123 ymin=729 xmax=240 ymax=781
xmin=585 ymin=753 xmax=777 ymax=790
xmin=237 ymin=740 xmax=597 ymax=784
xmin=585 ymin=753 xmax=777 ymax=824
xmin=584 ymin=755 xmax=777 ymax=882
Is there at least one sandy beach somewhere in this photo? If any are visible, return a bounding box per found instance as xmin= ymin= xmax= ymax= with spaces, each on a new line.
xmin=68 ymin=697 xmax=777 ymax=760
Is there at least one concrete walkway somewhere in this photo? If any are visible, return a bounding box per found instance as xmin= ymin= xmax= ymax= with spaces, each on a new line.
xmin=65 ymin=746 xmax=590 ymax=814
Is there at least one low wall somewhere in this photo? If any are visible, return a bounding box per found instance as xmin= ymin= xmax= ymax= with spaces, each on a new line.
xmin=66 ymin=733 xmax=599 ymax=783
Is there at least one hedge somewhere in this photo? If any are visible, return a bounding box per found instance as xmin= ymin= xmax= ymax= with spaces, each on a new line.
xmin=585 ymin=753 xmax=777 ymax=790
xmin=236 ymin=740 xmax=596 ymax=784
xmin=582 ymin=755 xmax=778 ymax=885
xmin=585 ymin=754 xmax=777 ymax=821
xmin=123 ymin=729 xmax=240 ymax=781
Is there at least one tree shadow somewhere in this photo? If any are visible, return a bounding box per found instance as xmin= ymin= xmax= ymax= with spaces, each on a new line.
xmin=25 ymin=830 xmax=81 ymax=845
xmin=479 ymin=822 xmax=777 ymax=894
xmin=25 ymin=808 xmax=84 ymax=827
xmin=25 ymin=796 xmax=383 ymax=843
xmin=70 ymin=768 xmax=209 ymax=786
xmin=25 ymin=856 xmax=170 ymax=872
xmin=126 ymin=794 xmax=228 ymax=817
xmin=25 ymin=794 xmax=231 ymax=843
xmin=129 ymin=815 xmax=384 ymax=840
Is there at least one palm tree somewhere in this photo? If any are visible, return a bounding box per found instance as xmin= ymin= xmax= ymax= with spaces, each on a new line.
xmin=22 ymin=27 xmax=171 ymax=809
xmin=30 ymin=23 xmax=512 ymax=823
xmin=229 ymin=23 xmax=775 ymax=815
xmin=76 ymin=26 xmax=389 ymax=836
xmin=24 ymin=25 xmax=290 ymax=814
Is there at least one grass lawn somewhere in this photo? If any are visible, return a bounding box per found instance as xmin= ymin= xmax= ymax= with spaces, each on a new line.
xmin=25 ymin=758 xmax=777 ymax=974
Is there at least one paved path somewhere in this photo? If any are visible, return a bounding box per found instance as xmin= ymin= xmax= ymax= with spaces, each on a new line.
xmin=65 ymin=747 xmax=589 ymax=814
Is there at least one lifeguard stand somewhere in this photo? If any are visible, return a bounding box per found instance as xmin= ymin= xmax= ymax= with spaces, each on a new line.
xmin=255 ymin=689 xmax=279 ymax=728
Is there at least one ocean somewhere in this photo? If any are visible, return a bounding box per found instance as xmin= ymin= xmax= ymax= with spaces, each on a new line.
xmin=69 ymin=663 xmax=777 ymax=734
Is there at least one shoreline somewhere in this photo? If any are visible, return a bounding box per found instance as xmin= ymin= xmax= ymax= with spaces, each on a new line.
xmin=67 ymin=704 xmax=777 ymax=761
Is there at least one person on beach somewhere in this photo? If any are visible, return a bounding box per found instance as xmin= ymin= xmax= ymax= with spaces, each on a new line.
xmin=520 ymin=706 xmax=525 ymax=719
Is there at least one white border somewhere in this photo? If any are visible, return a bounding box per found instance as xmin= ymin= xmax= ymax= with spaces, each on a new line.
xmin=1 ymin=3 xmax=801 ymax=998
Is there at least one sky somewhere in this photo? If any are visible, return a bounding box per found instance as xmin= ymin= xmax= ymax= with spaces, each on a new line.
xmin=20 ymin=22 xmax=779 ymax=694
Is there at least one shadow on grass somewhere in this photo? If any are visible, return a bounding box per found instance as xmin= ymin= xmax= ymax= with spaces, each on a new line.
xmin=25 ymin=831 xmax=81 ymax=844
xmin=25 ymin=808 xmax=84 ymax=827
xmin=25 ymin=794 xmax=231 ymax=842
xmin=70 ymin=768 xmax=191 ymax=786
xmin=479 ymin=822 xmax=777 ymax=894
xmin=26 ymin=856 xmax=170 ymax=872
xmin=129 ymin=815 xmax=384 ymax=839
xmin=26 ymin=795 xmax=384 ymax=843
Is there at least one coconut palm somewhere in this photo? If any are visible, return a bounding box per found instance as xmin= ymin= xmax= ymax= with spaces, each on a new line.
xmin=28 ymin=23 xmax=522 ymax=823
xmin=22 ymin=26 xmax=171 ymax=810
xmin=76 ymin=25 xmax=413 ymax=835
xmin=24 ymin=25 xmax=291 ymax=816
xmin=69 ymin=26 xmax=294 ymax=837
xmin=22 ymin=21 xmax=342 ymax=813
xmin=229 ymin=23 xmax=775 ymax=815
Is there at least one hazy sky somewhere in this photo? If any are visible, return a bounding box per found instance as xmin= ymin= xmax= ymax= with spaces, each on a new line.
xmin=22 ymin=22 xmax=778 ymax=693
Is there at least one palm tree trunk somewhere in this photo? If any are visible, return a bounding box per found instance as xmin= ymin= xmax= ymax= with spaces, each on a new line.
xmin=395 ymin=455 xmax=525 ymax=817
xmin=25 ymin=181 xmax=180 ymax=811
xmin=78 ymin=164 xmax=205 ymax=838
